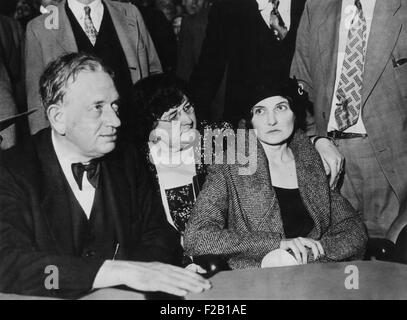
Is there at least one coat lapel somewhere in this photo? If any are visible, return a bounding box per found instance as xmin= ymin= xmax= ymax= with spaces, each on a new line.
xmin=289 ymin=133 xmax=331 ymax=238
xmin=54 ymin=0 xmax=78 ymax=53
xmin=317 ymin=0 xmax=342 ymax=111
xmin=235 ymin=131 xmax=283 ymax=233
xmin=362 ymin=0 xmax=402 ymax=106
xmin=36 ymin=129 xmax=76 ymax=255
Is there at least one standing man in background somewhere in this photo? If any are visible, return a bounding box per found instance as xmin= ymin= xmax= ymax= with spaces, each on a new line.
xmin=291 ymin=0 xmax=407 ymax=242
xmin=25 ymin=0 xmax=162 ymax=140
xmin=189 ymin=0 xmax=306 ymax=126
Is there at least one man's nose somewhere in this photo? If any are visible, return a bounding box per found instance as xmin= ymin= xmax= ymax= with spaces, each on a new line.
xmin=104 ymin=105 xmax=121 ymax=128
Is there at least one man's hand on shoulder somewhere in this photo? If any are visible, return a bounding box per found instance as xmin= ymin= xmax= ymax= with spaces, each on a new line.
xmin=93 ymin=260 xmax=211 ymax=297
xmin=313 ymin=137 xmax=344 ymax=189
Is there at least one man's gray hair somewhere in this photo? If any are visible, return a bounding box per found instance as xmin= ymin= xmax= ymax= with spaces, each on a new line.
xmin=39 ymin=53 xmax=114 ymax=110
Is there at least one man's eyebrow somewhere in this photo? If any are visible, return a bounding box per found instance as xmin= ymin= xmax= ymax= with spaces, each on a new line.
xmin=91 ymin=99 xmax=106 ymax=105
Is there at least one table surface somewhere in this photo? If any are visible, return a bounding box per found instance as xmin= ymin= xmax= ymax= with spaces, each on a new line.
xmin=1 ymin=261 xmax=407 ymax=300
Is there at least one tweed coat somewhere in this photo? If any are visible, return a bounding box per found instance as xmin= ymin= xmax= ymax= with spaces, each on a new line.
xmin=184 ymin=130 xmax=368 ymax=269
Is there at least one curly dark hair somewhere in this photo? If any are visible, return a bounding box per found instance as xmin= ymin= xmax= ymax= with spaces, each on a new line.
xmin=132 ymin=73 xmax=192 ymax=143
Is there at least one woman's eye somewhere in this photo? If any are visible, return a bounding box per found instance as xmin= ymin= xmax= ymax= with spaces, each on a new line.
xmin=253 ymin=108 xmax=265 ymax=115
xmin=275 ymin=104 xmax=288 ymax=111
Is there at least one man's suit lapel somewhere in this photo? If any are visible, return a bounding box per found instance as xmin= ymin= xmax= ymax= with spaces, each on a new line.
xmin=317 ymin=0 xmax=342 ymax=110
xmin=36 ymin=129 xmax=76 ymax=255
xmin=54 ymin=0 xmax=78 ymax=53
xmin=100 ymin=150 xmax=131 ymax=258
xmin=104 ymin=0 xmax=138 ymax=71
xmin=362 ymin=0 xmax=402 ymax=106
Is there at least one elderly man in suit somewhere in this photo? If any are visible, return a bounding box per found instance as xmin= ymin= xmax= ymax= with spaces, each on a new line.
xmin=0 ymin=53 xmax=210 ymax=298
xmin=25 ymin=0 xmax=162 ymax=139
xmin=291 ymin=0 xmax=407 ymax=243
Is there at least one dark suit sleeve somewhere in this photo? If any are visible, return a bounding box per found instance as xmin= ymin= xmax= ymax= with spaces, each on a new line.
xmin=184 ymin=164 xmax=282 ymax=264
xmin=189 ymin=2 xmax=228 ymax=120
xmin=128 ymin=150 xmax=182 ymax=266
xmin=25 ymin=21 xmax=48 ymax=135
xmin=176 ymin=16 xmax=195 ymax=81
xmin=290 ymin=1 xmax=317 ymax=135
xmin=317 ymin=189 xmax=368 ymax=262
xmin=0 ymin=166 xmax=104 ymax=298
xmin=130 ymin=4 xmax=163 ymax=75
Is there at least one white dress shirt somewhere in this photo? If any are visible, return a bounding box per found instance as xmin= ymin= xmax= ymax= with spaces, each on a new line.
xmin=327 ymin=0 xmax=377 ymax=133
xmin=67 ymin=0 xmax=104 ymax=33
xmin=52 ymin=131 xmax=96 ymax=219
xmin=257 ymin=0 xmax=291 ymax=31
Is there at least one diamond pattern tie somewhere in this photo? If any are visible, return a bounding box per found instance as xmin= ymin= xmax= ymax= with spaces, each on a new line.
xmin=334 ymin=0 xmax=367 ymax=131
xmin=84 ymin=6 xmax=98 ymax=46
xmin=269 ymin=0 xmax=288 ymax=41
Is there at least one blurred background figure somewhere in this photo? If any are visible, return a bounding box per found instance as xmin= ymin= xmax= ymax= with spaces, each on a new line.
xmin=14 ymin=0 xmax=39 ymax=29
xmin=182 ymin=0 xmax=207 ymax=16
xmin=131 ymin=0 xmax=178 ymax=73
xmin=189 ymin=0 xmax=307 ymax=128
xmin=0 ymin=13 xmax=26 ymax=148
xmin=176 ymin=0 xmax=225 ymax=122
xmin=0 ymin=55 xmax=17 ymax=149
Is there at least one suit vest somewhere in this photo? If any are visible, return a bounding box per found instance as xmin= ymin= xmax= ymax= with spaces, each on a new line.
xmin=65 ymin=3 xmax=133 ymax=135
xmin=65 ymin=176 xmax=118 ymax=260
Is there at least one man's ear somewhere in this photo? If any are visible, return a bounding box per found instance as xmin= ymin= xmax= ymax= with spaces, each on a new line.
xmin=47 ymin=103 xmax=66 ymax=135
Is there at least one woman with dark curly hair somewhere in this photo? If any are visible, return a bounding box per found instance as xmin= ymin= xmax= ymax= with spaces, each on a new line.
xmin=184 ymin=78 xmax=368 ymax=269
xmin=132 ymin=73 xmax=232 ymax=250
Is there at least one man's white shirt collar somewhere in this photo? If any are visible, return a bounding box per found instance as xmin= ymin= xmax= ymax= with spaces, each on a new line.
xmin=51 ymin=130 xmax=96 ymax=219
xmin=256 ymin=0 xmax=291 ymax=30
xmin=67 ymin=0 xmax=104 ymax=32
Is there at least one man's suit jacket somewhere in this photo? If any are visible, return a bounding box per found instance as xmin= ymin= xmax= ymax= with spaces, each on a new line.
xmin=290 ymin=0 xmax=407 ymax=241
xmin=189 ymin=0 xmax=306 ymax=125
xmin=184 ymin=131 xmax=367 ymax=269
xmin=0 ymin=128 xmax=181 ymax=298
xmin=25 ymin=0 xmax=162 ymax=134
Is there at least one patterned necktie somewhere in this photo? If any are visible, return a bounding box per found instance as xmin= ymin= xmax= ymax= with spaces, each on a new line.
xmin=84 ymin=6 xmax=98 ymax=46
xmin=334 ymin=0 xmax=367 ymax=131
xmin=71 ymin=160 xmax=101 ymax=191
xmin=269 ymin=0 xmax=288 ymax=41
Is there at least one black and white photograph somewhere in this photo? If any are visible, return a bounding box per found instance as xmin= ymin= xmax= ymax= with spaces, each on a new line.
xmin=0 ymin=0 xmax=407 ymax=306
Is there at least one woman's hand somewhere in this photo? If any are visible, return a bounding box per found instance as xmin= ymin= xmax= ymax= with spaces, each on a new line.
xmin=280 ymin=237 xmax=325 ymax=264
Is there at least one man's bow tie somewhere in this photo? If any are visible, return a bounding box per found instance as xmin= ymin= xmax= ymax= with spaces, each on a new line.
xmin=71 ymin=160 xmax=101 ymax=190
